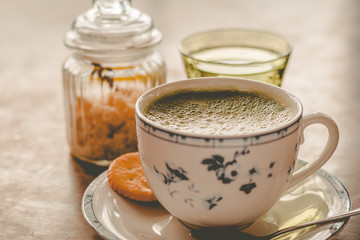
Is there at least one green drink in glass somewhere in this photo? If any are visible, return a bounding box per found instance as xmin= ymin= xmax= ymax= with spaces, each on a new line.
xmin=179 ymin=29 xmax=292 ymax=87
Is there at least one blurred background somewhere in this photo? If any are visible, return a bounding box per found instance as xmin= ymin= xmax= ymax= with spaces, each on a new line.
xmin=0 ymin=0 xmax=359 ymax=239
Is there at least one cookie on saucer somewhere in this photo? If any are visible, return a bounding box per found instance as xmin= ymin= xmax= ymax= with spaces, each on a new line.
xmin=108 ymin=152 xmax=157 ymax=202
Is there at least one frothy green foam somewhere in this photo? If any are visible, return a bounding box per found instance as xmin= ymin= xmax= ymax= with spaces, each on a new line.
xmin=144 ymin=90 xmax=295 ymax=135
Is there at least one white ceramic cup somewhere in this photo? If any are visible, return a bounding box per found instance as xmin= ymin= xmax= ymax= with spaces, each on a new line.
xmin=135 ymin=77 xmax=339 ymax=229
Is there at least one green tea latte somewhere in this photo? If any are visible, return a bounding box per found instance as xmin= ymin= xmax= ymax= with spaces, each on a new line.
xmin=144 ymin=90 xmax=295 ymax=135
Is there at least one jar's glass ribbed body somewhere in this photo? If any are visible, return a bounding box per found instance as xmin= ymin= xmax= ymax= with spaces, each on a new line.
xmin=63 ymin=52 xmax=165 ymax=165
xmin=63 ymin=0 xmax=166 ymax=165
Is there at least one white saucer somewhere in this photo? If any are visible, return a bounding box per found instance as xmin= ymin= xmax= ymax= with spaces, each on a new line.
xmin=82 ymin=160 xmax=350 ymax=240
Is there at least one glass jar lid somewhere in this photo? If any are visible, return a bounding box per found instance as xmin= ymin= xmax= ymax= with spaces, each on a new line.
xmin=64 ymin=0 xmax=162 ymax=54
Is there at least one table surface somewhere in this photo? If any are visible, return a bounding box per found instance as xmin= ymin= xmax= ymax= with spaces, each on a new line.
xmin=1 ymin=0 xmax=359 ymax=239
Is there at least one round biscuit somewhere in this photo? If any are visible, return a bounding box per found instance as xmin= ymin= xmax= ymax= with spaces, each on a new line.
xmin=107 ymin=152 xmax=157 ymax=202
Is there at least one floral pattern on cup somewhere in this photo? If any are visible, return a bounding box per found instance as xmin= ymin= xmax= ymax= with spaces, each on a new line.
xmin=154 ymin=163 xmax=223 ymax=210
xmin=152 ymin=147 xmax=296 ymax=211
xmin=201 ymin=148 xmax=250 ymax=184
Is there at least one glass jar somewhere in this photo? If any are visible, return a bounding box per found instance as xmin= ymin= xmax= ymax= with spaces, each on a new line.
xmin=63 ymin=0 xmax=166 ymax=166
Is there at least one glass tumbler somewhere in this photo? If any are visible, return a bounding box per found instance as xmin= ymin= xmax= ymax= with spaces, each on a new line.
xmin=179 ymin=29 xmax=291 ymax=86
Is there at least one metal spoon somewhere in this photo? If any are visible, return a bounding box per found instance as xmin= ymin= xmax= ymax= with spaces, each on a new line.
xmin=190 ymin=207 xmax=360 ymax=240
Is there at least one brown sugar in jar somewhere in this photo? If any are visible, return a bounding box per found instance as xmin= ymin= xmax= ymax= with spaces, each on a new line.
xmin=63 ymin=0 xmax=166 ymax=166
xmin=73 ymin=87 xmax=139 ymax=162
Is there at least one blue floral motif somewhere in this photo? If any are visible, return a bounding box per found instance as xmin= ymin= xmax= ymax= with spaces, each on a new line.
xmin=153 ymin=146 xmax=280 ymax=211
xmin=201 ymin=155 xmax=237 ymax=183
xmin=269 ymin=162 xmax=275 ymax=169
xmin=203 ymin=194 xmax=223 ymax=210
xmin=240 ymin=182 xmax=257 ymax=194
xmin=154 ymin=163 xmax=189 ymax=185
xmin=201 ymin=148 xmax=249 ymax=184
xmin=184 ymin=198 xmax=194 ymax=208
xmin=154 ymin=162 xmax=223 ymax=210
xmin=154 ymin=163 xmax=190 ymax=197
xmin=286 ymin=163 xmax=295 ymax=182
xmin=249 ymin=167 xmax=257 ymax=175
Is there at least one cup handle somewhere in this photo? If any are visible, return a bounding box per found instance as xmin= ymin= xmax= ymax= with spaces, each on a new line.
xmin=287 ymin=112 xmax=339 ymax=189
